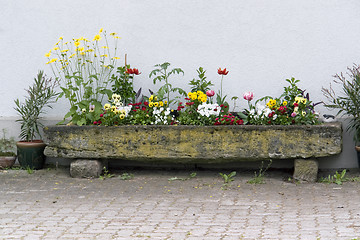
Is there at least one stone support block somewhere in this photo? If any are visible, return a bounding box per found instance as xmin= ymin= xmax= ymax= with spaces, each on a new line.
xmin=70 ymin=159 xmax=107 ymax=178
xmin=293 ymin=159 xmax=319 ymax=183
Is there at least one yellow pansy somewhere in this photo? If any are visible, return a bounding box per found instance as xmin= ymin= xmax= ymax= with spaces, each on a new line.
xmin=154 ymin=102 xmax=159 ymax=107
xmin=149 ymin=102 xmax=154 ymax=108
xmin=104 ymin=103 xmax=111 ymax=110
xmin=282 ymin=101 xmax=287 ymax=106
xmin=119 ymin=114 xmax=125 ymax=120
xmin=110 ymin=106 xmax=116 ymax=112
xmin=164 ymin=100 xmax=168 ymax=105
xmin=149 ymin=95 xmax=154 ymax=101
xmin=159 ymin=101 xmax=164 ymax=107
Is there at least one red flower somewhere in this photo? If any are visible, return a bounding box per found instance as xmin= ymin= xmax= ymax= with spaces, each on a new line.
xmin=144 ymin=101 xmax=149 ymax=106
xmin=217 ymin=68 xmax=229 ymax=75
xmin=93 ymin=121 xmax=97 ymax=125
xmin=126 ymin=68 xmax=141 ymax=75
xmin=142 ymin=106 xmax=146 ymax=111
xmin=294 ymin=103 xmax=299 ymax=107
xmin=100 ymin=114 xmax=103 ymax=117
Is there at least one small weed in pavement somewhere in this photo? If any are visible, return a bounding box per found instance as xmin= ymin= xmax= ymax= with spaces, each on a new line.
xmin=168 ymin=172 xmax=197 ymax=181
xmin=219 ymin=171 xmax=236 ymax=189
xmin=247 ymin=160 xmax=272 ymax=184
xmin=26 ymin=166 xmax=34 ymax=174
xmin=320 ymin=169 xmax=347 ymax=185
xmin=119 ymin=172 xmax=134 ymax=180
xmin=99 ymin=167 xmax=114 ymax=180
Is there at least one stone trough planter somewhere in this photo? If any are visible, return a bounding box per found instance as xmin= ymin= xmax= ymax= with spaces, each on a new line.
xmin=43 ymin=122 xmax=342 ymax=181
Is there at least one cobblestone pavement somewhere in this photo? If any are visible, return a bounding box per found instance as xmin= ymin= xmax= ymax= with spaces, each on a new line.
xmin=0 ymin=167 xmax=360 ymax=240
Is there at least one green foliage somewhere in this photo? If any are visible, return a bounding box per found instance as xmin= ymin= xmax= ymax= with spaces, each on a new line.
xmin=149 ymin=62 xmax=186 ymax=105
xmin=219 ymin=171 xmax=236 ymax=184
xmin=320 ymin=169 xmax=347 ymax=185
xmin=322 ymin=64 xmax=360 ymax=142
xmin=247 ymin=160 xmax=272 ymax=184
xmin=0 ymin=129 xmax=16 ymax=156
xmin=111 ymin=65 xmax=141 ymax=105
xmin=189 ymin=67 xmax=213 ymax=93
xmin=14 ymin=71 xmax=59 ymax=141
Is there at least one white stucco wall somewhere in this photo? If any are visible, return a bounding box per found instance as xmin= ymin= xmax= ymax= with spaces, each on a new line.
xmin=1 ymin=0 xmax=360 ymax=168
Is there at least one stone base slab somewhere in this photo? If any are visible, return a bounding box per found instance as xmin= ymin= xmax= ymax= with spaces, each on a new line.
xmin=70 ymin=159 xmax=108 ymax=178
xmin=293 ymin=159 xmax=319 ymax=182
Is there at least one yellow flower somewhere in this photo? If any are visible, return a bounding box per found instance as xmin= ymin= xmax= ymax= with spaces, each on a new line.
xmin=49 ymin=58 xmax=57 ymax=63
xmin=81 ymin=108 xmax=86 ymax=113
xmin=93 ymin=34 xmax=101 ymax=41
xmin=301 ymin=98 xmax=307 ymax=104
xmin=164 ymin=100 xmax=168 ymax=105
xmin=114 ymin=36 xmax=121 ymax=39
xmin=101 ymin=46 xmax=109 ymax=49
xmin=53 ymin=47 xmax=59 ymax=51
xmin=45 ymin=52 xmax=51 ymax=57
xmin=197 ymin=90 xmax=203 ymax=96
xmin=74 ymin=41 xmax=80 ymax=47
xmin=119 ymin=114 xmax=125 ymax=120
xmin=59 ymin=36 xmax=63 ymax=40
xmin=154 ymin=102 xmax=159 ymax=107
xmin=69 ymin=53 xmax=76 ymax=58
xmin=80 ymin=52 xmax=85 ymax=56
xmin=61 ymin=49 xmax=69 ymax=53
xmin=104 ymin=103 xmax=111 ymax=110
xmin=149 ymin=102 xmax=154 ymax=108
xmin=100 ymin=54 xmax=108 ymax=57
xmin=111 ymin=106 xmax=116 ymax=112
xmin=77 ymin=47 xmax=84 ymax=52
xmin=159 ymin=101 xmax=164 ymax=107
xmin=110 ymin=32 xmax=117 ymax=36
xmin=149 ymin=95 xmax=154 ymax=101
xmin=191 ymin=93 xmax=197 ymax=101
xmin=99 ymin=28 xmax=103 ymax=33
xmin=120 ymin=110 xmax=126 ymax=115
xmin=302 ymin=111 xmax=306 ymax=116
xmin=112 ymin=57 xmax=120 ymax=60
xmin=282 ymin=101 xmax=287 ymax=106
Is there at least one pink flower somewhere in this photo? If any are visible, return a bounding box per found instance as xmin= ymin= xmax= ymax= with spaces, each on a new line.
xmin=206 ymin=90 xmax=215 ymax=97
xmin=243 ymin=92 xmax=254 ymax=101
xmin=291 ymin=112 xmax=297 ymax=117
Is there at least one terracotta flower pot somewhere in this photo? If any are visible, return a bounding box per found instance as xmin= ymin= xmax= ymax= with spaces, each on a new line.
xmin=0 ymin=156 xmax=16 ymax=169
xmin=16 ymin=140 xmax=46 ymax=169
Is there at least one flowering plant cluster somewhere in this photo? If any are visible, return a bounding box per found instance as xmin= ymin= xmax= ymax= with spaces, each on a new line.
xmin=44 ymin=29 xmax=321 ymax=127
xmin=243 ymin=78 xmax=320 ymax=125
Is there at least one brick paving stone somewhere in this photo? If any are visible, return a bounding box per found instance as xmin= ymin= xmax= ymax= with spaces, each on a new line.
xmin=1 ymin=168 xmax=360 ymax=239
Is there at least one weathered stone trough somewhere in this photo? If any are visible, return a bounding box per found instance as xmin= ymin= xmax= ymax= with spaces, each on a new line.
xmin=43 ymin=122 xmax=342 ymax=181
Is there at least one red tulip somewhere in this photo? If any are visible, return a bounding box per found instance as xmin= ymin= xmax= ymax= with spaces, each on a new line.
xmin=217 ymin=68 xmax=229 ymax=75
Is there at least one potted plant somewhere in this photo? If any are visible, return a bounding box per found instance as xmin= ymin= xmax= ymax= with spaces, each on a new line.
xmin=0 ymin=129 xmax=17 ymax=169
xmin=14 ymin=70 xmax=58 ymax=169
xmin=322 ymin=64 xmax=360 ymax=167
